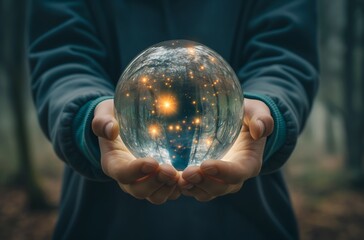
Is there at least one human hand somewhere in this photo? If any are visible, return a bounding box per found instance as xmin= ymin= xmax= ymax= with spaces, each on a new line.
xmin=92 ymin=99 xmax=181 ymax=204
xmin=179 ymin=99 xmax=274 ymax=201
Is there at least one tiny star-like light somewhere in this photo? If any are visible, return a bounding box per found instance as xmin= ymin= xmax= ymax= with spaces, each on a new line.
xmin=157 ymin=94 xmax=178 ymax=115
xmin=148 ymin=124 xmax=161 ymax=138
xmin=206 ymin=138 xmax=213 ymax=146
xmin=141 ymin=77 xmax=148 ymax=83
xmin=187 ymin=47 xmax=195 ymax=55
xmin=126 ymin=93 xmax=130 ymax=97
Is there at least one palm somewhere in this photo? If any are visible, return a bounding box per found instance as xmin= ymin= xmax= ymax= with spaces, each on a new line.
xmin=94 ymin=99 xmax=180 ymax=204
xmin=179 ymin=99 xmax=272 ymax=201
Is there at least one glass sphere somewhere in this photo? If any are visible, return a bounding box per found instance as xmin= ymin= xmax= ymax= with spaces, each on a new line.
xmin=114 ymin=40 xmax=244 ymax=170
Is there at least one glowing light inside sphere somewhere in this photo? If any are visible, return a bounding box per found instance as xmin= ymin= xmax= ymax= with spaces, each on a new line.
xmin=114 ymin=40 xmax=244 ymax=170
xmin=157 ymin=94 xmax=178 ymax=116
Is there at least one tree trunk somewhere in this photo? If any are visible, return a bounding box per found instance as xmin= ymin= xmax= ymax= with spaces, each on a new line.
xmin=0 ymin=0 xmax=49 ymax=209
xmin=343 ymin=0 xmax=364 ymax=174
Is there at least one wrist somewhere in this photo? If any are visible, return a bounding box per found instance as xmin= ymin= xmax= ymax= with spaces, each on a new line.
xmin=243 ymin=92 xmax=286 ymax=164
xmin=73 ymin=96 xmax=114 ymax=169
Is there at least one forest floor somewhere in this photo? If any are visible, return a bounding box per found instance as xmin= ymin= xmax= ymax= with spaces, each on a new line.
xmin=1 ymin=173 xmax=364 ymax=240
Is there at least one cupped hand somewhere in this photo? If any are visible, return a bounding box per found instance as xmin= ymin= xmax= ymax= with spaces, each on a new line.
xmin=92 ymin=99 xmax=181 ymax=204
xmin=179 ymin=99 xmax=274 ymax=201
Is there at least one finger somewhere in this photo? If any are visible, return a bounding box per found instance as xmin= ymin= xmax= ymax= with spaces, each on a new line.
xmin=178 ymin=175 xmax=195 ymax=190
xmin=92 ymin=99 xmax=119 ymax=140
xmin=147 ymin=184 xmax=177 ymax=205
xmin=168 ymin=187 xmax=181 ymax=200
xmin=244 ymin=99 xmax=274 ymax=140
xmin=181 ymin=186 xmax=214 ymax=202
xmin=124 ymin=176 xmax=165 ymax=200
xmin=157 ymin=164 xmax=179 ymax=185
xmin=181 ymin=166 xmax=203 ymax=184
xmin=193 ymin=175 xmax=230 ymax=197
xmin=199 ymin=160 xmax=247 ymax=185
xmin=104 ymin=157 xmax=159 ymax=184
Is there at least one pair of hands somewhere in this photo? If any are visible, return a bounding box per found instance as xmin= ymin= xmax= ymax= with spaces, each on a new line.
xmin=92 ymin=99 xmax=273 ymax=204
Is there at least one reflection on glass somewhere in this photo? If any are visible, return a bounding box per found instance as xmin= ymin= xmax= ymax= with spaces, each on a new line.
xmin=115 ymin=40 xmax=244 ymax=170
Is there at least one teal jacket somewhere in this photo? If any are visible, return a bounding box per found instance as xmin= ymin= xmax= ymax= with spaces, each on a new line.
xmin=29 ymin=0 xmax=318 ymax=239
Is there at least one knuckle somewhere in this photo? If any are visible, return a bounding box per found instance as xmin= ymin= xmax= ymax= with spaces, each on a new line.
xmin=91 ymin=116 xmax=105 ymax=134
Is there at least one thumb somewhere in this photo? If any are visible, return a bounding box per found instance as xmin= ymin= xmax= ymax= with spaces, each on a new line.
xmin=92 ymin=99 xmax=120 ymax=140
xmin=243 ymin=99 xmax=274 ymax=140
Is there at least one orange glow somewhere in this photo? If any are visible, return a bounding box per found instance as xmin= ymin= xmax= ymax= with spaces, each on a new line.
xmin=148 ymin=124 xmax=161 ymax=138
xmin=187 ymin=47 xmax=195 ymax=55
xmin=141 ymin=76 xmax=148 ymax=83
xmin=157 ymin=94 xmax=178 ymax=115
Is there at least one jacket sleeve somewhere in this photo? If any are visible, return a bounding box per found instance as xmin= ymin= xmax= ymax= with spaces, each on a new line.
xmin=29 ymin=0 xmax=114 ymax=180
xmin=238 ymin=0 xmax=319 ymax=174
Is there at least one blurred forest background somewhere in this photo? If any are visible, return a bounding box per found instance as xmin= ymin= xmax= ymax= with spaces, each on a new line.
xmin=0 ymin=0 xmax=364 ymax=239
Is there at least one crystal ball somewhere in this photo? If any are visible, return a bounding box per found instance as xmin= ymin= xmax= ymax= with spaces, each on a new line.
xmin=114 ymin=40 xmax=244 ymax=170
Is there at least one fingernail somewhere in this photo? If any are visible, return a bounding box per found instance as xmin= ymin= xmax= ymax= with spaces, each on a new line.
xmin=203 ymin=166 xmax=218 ymax=176
xmin=142 ymin=163 xmax=157 ymax=174
xmin=105 ymin=122 xmax=114 ymax=139
xmin=257 ymin=120 xmax=265 ymax=138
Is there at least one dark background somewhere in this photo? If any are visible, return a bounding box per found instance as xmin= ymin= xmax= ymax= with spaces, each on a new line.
xmin=1 ymin=0 xmax=364 ymax=239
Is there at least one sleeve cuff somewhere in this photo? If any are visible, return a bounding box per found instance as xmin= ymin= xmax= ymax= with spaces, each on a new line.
xmin=244 ymin=92 xmax=287 ymax=173
xmin=73 ymin=96 xmax=114 ymax=173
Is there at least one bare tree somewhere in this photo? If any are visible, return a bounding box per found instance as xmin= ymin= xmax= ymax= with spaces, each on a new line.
xmin=0 ymin=0 xmax=48 ymax=209
xmin=343 ymin=0 xmax=364 ymax=174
